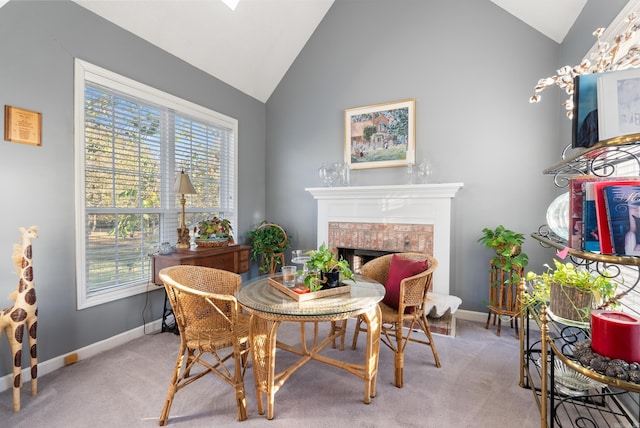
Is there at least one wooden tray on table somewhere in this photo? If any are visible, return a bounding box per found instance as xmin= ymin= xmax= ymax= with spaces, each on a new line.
xmin=268 ymin=275 xmax=351 ymax=302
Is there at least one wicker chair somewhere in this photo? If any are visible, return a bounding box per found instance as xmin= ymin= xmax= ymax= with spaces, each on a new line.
xmin=351 ymin=253 xmax=441 ymax=388
xmin=158 ymin=266 xmax=250 ymax=425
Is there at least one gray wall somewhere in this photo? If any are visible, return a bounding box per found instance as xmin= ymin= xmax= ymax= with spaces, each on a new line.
xmin=0 ymin=0 xmax=629 ymax=378
xmin=0 ymin=0 xmax=266 ymax=376
xmin=265 ymin=0 xmax=628 ymax=313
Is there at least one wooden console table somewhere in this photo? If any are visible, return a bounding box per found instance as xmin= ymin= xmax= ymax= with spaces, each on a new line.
xmin=151 ymin=245 xmax=250 ymax=285
xmin=151 ymin=245 xmax=250 ymax=332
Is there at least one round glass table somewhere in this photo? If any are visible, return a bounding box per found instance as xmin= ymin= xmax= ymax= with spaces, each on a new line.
xmin=236 ymin=274 xmax=385 ymax=420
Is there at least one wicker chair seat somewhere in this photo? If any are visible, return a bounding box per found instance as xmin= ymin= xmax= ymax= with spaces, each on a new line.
xmin=379 ymin=301 xmax=414 ymax=322
xmin=185 ymin=324 xmax=250 ymax=352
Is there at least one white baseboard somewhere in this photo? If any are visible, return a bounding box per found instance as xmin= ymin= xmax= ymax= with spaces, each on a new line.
xmin=455 ymin=309 xmax=488 ymax=324
xmin=0 ymin=319 xmax=163 ymax=393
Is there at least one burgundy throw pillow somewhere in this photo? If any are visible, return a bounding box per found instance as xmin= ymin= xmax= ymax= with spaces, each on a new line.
xmin=383 ymin=254 xmax=429 ymax=310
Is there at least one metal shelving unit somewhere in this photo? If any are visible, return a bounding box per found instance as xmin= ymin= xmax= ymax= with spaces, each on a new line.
xmin=521 ymin=303 xmax=640 ymax=427
xmin=544 ymin=133 xmax=640 ymax=183
xmin=523 ymin=134 xmax=640 ymax=427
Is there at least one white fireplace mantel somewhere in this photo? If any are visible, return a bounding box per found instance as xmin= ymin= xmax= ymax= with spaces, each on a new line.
xmin=306 ymin=183 xmax=463 ymax=295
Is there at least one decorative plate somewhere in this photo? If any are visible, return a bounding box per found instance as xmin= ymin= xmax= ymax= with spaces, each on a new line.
xmin=546 ymin=192 xmax=569 ymax=240
xmin=536 ymin=357 xmax=605 ymax=396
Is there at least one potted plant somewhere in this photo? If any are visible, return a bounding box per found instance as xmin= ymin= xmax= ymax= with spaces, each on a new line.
xmin=195 ymin=216 xmax=233 ymax=247
xmin=303 ymin=243 xmax=355 ymax=291
xmin=525 ymin=259 xmax=618 ymax=323
xmin=478 ymin=225 xmax=527 ymax=258
xmin=245 ymin=221 xmax=290 ymax=274
xmin=478 ymin=225 xmax=529 ymax=282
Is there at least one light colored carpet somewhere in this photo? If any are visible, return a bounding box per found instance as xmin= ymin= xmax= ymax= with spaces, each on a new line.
xmin=0 ymin=319 xmax=540 ymax=427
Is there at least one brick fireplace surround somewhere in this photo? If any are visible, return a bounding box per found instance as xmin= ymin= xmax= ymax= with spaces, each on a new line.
xmin=328 ymin=222 xmax=434 ymax=255
xmin=306 ymin=183 xmax=464 ymax=334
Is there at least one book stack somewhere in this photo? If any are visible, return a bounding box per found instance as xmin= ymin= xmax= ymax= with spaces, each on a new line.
xmin=568 ymin=176 xmax=640 ymax=255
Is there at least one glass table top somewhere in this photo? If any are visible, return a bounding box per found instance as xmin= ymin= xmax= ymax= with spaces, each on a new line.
xmin=236 ymin=274 xmax=385 ymax=317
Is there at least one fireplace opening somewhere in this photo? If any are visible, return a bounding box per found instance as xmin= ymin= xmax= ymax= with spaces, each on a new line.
xmin=337 ymin=248 xmax=397 ymax=274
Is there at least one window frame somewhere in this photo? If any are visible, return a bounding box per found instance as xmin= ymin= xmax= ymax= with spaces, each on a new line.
xmin=74 ymin=59 xmax=238 ymax=309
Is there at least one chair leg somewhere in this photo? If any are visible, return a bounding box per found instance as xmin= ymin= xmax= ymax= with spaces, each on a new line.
xmin=330 ymin=319 xmax=348 ymax=350
xmin=184 ymin=349 xmax=195 ymax=377
xmin=393 ymin=351 xmax=404 ymax=388
xmin=394 ymin=321 xmax=405 ymax=388
xmin=232 ymin=342 xmax=248 ymax=421
xmin=159 ymin=345 xmax=186 ymax=426
xmin=419 ymin=314 xmax=441 ymax=368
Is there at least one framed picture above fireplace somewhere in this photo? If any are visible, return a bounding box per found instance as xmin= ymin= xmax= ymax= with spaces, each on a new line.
xmin=344 ymin=99 xmax=415 ymax=170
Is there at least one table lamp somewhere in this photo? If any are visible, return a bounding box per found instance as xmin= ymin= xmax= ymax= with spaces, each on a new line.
xmin=171 ymin=169 xmax=196 ymax=249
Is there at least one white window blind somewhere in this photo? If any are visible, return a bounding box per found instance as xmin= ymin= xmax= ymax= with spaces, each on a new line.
xmin=75 ymin=59 xmax=237 ymax=309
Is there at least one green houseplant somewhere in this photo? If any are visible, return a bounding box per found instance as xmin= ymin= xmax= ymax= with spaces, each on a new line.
xmin=303 ymin=243 xmax=355 ymax=292
xmin=525 ymin=260 xmax=618 ymax=323
xmin=196 ymin=216 xmax=233 ymax=246
xmin=478 ymin=225 xmax=529 ymax=283
xmin=245 ymin=221 xmax=290 ymax=274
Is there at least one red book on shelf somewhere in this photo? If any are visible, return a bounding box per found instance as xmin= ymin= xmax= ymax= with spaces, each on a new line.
xmin=603 ymin=184 xmax=640 ymax=255
xmin=593 ymin=178 xmax=640 ymax=254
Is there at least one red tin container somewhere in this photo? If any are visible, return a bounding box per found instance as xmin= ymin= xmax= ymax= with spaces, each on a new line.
xmin=590 ymin=310 xmax=640 ymax=363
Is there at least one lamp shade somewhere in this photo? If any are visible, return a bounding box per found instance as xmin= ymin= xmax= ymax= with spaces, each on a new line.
xmin=171 ymin=170 xmax=196 ymax=194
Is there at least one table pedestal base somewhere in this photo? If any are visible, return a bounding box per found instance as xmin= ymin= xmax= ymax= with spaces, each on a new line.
xmin=249 ymin=304 xmax=381 ymax=420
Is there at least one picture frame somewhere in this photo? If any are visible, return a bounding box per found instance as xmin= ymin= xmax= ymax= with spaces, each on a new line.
xmin=4 ymin=105 xmax=42 ymax=146
xmin=597 ymin=68 xmax=640 ymax=141
xmin=572 ymin=73 xmax=601 ymax=149
xmin=344 ymin=99 xmax=415 ymax=170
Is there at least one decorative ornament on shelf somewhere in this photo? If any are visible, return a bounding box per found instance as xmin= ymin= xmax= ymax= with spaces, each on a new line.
xmin=407 ymin=159 xmax=434 ymax=184
xmin=318 ymin=161 xmax=349 ymax=187
xmin=530 ymin=12 xmax=640 ymax=119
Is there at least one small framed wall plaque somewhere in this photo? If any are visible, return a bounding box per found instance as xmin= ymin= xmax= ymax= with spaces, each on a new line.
xmin=4 ymin=105 xmax=42 ymax=146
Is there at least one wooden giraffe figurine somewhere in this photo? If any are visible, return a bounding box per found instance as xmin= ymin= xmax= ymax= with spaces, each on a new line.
xmin=1 ymin=225 xmax=38 ymax=412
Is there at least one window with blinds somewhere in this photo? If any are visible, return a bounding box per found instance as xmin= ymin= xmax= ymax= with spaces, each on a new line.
xmin=75 ymin=59 xmax=237 ymax=309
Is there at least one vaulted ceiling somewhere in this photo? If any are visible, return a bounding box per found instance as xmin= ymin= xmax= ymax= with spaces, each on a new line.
xmin=1 ymin=0 xmax=588 ymax=102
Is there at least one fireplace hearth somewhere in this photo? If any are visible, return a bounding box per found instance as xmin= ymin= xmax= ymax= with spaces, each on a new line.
xmin=338 ymin=248 xmax=395 ymax=274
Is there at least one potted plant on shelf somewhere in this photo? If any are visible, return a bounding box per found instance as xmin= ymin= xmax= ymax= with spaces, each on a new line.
xmin=478 ymin=225 xmax=529 ymax=281
xmin=525 ymin=259 xmax=618 ymax=324
xmin=245 ymin=221 xmax=290 ymax=274
xmin=303 ymin=243 xmax=355 ymax=292
xmin=195 ymin=216 xmax=233 ymax=247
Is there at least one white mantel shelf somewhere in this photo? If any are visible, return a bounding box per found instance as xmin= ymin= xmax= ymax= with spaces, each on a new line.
xmin=305 ymin=183 xmax=464 ymax=295
xmin=305 ymin=183 xmax=464 ymax=200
